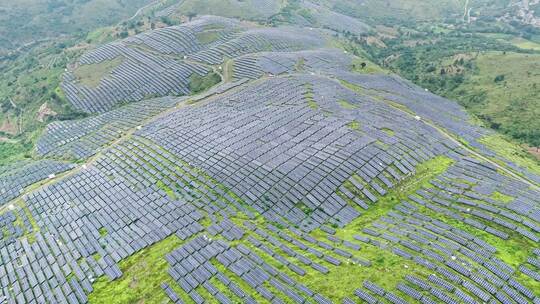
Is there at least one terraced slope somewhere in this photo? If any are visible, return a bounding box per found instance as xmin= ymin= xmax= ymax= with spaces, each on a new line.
xmin=0 ymin=15 xmax=540 ymax=304
xmin=62 ymin=16 xmax=326 ymax=113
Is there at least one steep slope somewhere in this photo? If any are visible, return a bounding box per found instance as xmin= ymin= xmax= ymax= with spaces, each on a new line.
xmin=62 ymin=16 xmax=326 ymax=113
xmin=156 ymin=0 xmax=283 ymax=20
xmin=0 ymin=16 xmax=539 ymax=304
xmin=0 ymin=0 xmax=154 ymax=54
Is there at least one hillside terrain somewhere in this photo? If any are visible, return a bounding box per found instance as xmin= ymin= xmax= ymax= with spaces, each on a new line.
xmin=360 ymin=19 xmax=540 ymax=148
xmin=0 ymin=0 xmax=154 ymax=55
xmin=0 ymin=1 xmax=540 ymax=304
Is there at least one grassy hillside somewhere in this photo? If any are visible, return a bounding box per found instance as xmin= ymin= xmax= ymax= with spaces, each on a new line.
xmin=0 ymin=2 xmax=164 ymax=164
xmin=331 ymin=0 xmax=465 ymax=23
xmin=0 ymin=0 xmax=153 ymax=55
xmin=169 ymin=0 xmax=284 ymax=20
xmin=0 ymin=38 xmax=84 ymax=162
xmin=450 ymin=51 xmax=540 ymax=146
xmin=360 ymin=20 xmax=540 ymax=149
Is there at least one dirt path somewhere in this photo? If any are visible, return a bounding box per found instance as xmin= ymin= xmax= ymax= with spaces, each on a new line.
xmin=0 ymin=77 xmax=254 ymax=214
xmin=463 ymin=0 xmax=470 ymax=23
xmin=125 ymin=0 xmax=161 ymax=22
xmin=320 ymin=74 xmax=540 ymax=189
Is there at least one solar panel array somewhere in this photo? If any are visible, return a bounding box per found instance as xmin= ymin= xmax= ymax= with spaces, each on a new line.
xmin=0 ymin=160 xmax=75 ymax=207
xmin=36 ymin=97 xmax=179 ymax=159
xmin=232 ymin=49 xmax=353 ymax=79
xmin=0 ymin=14 xmax=539 ymax=304
xmin=62 ymin=16 xmax=326 ymax=113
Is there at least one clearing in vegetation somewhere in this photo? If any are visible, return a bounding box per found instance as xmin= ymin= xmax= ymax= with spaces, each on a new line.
xmin=74 ymin=57 xmax=124 ymax=88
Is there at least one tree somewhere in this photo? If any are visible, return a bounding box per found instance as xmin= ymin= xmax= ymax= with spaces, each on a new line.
xmin=187 ymin=12 xmax=197 ymax=21
xmin=118 ymin=31 xmax=129 ymax=39
xmin=494 ymin=74 xmax=505 ymax=82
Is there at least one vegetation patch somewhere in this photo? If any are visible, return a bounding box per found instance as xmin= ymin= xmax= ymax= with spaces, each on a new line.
xmin=457 ymin=52 xmax=540 ymax=147
xmin=74 ymin=57 xmax=124 ymax=88
xmin=294 ymin=57 xmax=305 ymax=71
xmin=490 ymin=191 xmax=514 ymax=203
xmin=88 ymin=234 xmax=187 ymax=304
xmin=289 ymin=156 xmax=455 ymax=299
xmin=288 ymin=157 xmax=454 ymax=299
xmin=350 ymin=57 xmax=386 ymax=74
xmin=156 ymin=180 xmax=177 ymax=199
xmin=510 ymin=37 xmax=540 ymax=51
xmin=0 ymin=141 xmax=32 ymax=167
xmin=348 ymin=156 xmax=453 ymax=226
xmin=188 ymin=72 xmax=222 ymax=94
xmin=478 ymin=134 xmax=540 ymax=176
xmin=338 ymin=99 xmax=357 ymax=110
xmin=381 ymin=127 xmax=395 ymax=136
xmin=222 ymin=59 xmax=234 ymax=82
xmin=227 ymin=214 xmax=427 ymax=302
xmin=303 ymin=84 xmax=318 ymax=109
xmin=412 ymin=197 xmax=540 ymax=296
xmin=196 ymin=31 xmax=221 ymax=44
xmin=98 ymin=227 xmax=108 ymax=237
xmin=347 ymin=120 xmax=361 ymax=131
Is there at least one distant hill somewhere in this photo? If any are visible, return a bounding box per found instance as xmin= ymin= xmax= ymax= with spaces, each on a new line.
xmin=0 ymin=0 xmax=153 ymax=55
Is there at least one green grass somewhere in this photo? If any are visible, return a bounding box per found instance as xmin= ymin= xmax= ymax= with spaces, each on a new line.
xmin=343 ymin=156 xmax=454 ymax=228
xmin=490 ymin=191 xmax=514 ymax=203
xmin=294 ymin=156 xmax=455 ymax=299
xmin=222 ymin=59 xmax=234 ymax=82
xmin=85 ymin=27 xmax=116 ymax=45
xmin=381 ymin=127 xmax=395 ymax=136
xmin=329 ymin=39 xmax=386 ymax=75
xmin=196 ymin=31 xmax=221 ymax=44
xmin=478 ymin=134 xmax=540 ymax=176
xmin=300 ymin=241 xmax=428 ymax=300
xmin=88 ymin=234 xmax=188 ymax=304
xmin=98 ymin=227 xmax=108 ymax=237
xmin=270 ymin=158 xmax=452 ymax=300
xmin=347 ymin=120 xmax=361 ymax=131
xmin=350 ymin=57 xmax=387 ymax=74
xmin=188 ymin=72 xmax=222 ymax=94
xmin=307 ymin=97 xmax=318 ymax=109
xmin=10 ymin=201 xmax=40 ymax=243
xmin=304 ymin=83 xmax=318 ymax=109
xmin=0 ymin=141 xmax=32 ymax=167
xmin=454 ymin=52 xmax=540 ymax=147
xmin=509 ymin=37 xmax=540 ymax=51
xmin=294 ymin=57 xmax=305 ymax=71
xmin=226 ymin=214 xmax=423 ymax=302
xmin=338 ymin=99 xmax=357 ymax=110
xmin=410 ymin=196 xmax=540 ymax=296
xmin=74 ymin=57 xmax=124 ymax=88
xmin=156 ymin=180 xmax=177 ymax=199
